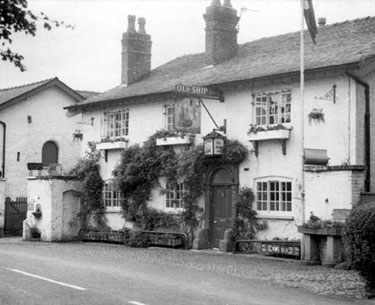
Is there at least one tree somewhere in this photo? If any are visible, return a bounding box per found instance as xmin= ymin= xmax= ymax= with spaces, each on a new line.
xmin=0 ymin=0 xmax=73 ymax=71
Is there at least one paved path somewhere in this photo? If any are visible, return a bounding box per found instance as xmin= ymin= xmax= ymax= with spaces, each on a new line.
xmin=0 ymin=238 xmax=372 ymax=304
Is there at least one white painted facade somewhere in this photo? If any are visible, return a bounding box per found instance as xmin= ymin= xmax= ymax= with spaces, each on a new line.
xmin=78 ymin=69 xmax=370 ymax=240
xmin=25 ymin=177 xmax=80 ymax=241
xmin=0 ymin=86 xmax=83 ymax=199
xmin=0 ymin=82 xmax=84 ymax=237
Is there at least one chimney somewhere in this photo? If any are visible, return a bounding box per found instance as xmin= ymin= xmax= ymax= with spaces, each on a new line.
xmin=318 ymin=17 xmax=326 ymax=26
xmin=121 ymin=15 xmax=152 ymax=85
xmin=204 ymin=0 xmax=239 ymax=65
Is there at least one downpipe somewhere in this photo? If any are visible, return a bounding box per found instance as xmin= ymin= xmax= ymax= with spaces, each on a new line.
xmin=346 ymin=71 xmax=370 ymax=192
xmin=0 ymin=121 xmax=5 ymax=178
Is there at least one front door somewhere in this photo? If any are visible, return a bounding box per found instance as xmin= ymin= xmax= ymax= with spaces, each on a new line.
xmin=212 ymin=185 xmax=232 ymax=248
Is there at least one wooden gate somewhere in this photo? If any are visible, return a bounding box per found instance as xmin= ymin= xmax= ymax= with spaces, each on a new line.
xmin=4 ymin=197 xmax=27 ymax=236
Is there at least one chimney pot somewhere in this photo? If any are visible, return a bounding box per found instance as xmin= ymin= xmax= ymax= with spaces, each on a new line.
xmin=204 ymin=2 xmax=239 ymax=65
xmin=223 ymin=0 xmax=232 ymax=8
xmin=318 ymin=17 xmax=326 ymax=26
xmin=127 ymin=15 xmax=136 ymax=32
xmin=211 ymin=0 xmax=221 ymax=6
xmin=121 ymin=15 xmax=152 ymax=85
xmin=138 ymin=17 xmax=147 ymax=34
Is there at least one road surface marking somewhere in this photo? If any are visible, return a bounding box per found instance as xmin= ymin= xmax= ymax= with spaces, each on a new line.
xmin=128 ymin=301 xmax=147 ymax=305
xmin=2 ymin=267 xmax=87 ymax=291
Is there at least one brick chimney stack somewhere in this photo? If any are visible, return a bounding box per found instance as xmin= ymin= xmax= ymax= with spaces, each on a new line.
xmin=204 ymin=0 xmax=239 ymax=65
xmin=121 ymin=15 xmax=152 ymax=85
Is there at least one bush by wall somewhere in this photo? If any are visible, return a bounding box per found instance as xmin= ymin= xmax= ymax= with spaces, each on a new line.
xmin=231 ymin=187 xmax=267 ymax=240
xmin=343 ymin=203 xmax=375 ymax=274
xmin=343 ymin=202 xmax=375 ymax=296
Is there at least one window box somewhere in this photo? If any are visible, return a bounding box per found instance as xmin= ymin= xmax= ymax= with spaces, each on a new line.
xmin=248 ymin=128 xmax=291 ymax=141
xmin=96 ymin=140 xmax=128 ymax=150
xmin=156 ymin=135 xmax=193 ymax=146
xmin=248 ymin=127 xmax=291 ymax=155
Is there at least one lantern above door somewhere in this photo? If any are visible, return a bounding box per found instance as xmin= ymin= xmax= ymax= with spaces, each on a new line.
xmin=203 ymin=130 xmax=226 ymax=156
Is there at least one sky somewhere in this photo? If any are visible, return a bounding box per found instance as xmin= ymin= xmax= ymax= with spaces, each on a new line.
xmin=0 ymin=0 xmax=374 ymax=92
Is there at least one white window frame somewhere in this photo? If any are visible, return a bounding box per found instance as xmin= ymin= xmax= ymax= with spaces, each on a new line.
xmin=164 ymin=104 xmax=175 ymax=131
xmin=255 ymin=178 xmax=292 ymax=215
xmin=103 ymin=181 xmax=123 ymax=209
xmin=165 ymin=182 xmax=186 ymax=210
xmin=103 ymin=109 xmax=129 ymax=139
xmin=254 ymin=90 xmax=291 ymax=126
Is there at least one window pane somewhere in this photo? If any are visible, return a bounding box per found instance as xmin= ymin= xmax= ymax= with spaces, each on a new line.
xmin=105 ymin=110 xmax=129 ymax=138
xmin=166 ymin=105 xmax=175 ymax=131
xmin=256 ymin=180 xmax=292 ymax=213
xmin=254 ymin=91 xmax=291 ymax=126
xmin=103 ymin=182 xmax=122 ymax=208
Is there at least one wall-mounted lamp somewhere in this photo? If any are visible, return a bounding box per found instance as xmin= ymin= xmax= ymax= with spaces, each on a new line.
xmin=203 ymin=130 xmax=226 ymax=156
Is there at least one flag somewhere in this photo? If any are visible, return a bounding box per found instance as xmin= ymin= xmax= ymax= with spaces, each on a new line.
xmin=303 ymin=0 xmax=318 ymax=44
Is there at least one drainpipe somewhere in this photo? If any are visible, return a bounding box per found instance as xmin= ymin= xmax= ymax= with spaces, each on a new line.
xmin=0 ymin=121 xmax=5 ymax=178
xmin=346 ymin=71 xmax=370 ymax=192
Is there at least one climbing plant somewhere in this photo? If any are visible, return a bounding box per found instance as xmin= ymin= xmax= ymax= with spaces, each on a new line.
xmin=113 ymin=131 xmax=205 ymax=244
xmin=113 ymin=131 xmax=249 ymax=246
xmin=70 ymin=142 xmax=107 ymax=229
xmin=222 ymin=139 xmax=249 ymax=164
xmin=231 ymin=187 xmax=267 ymax=240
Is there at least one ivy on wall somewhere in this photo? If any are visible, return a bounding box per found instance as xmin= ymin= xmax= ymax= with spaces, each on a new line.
xmin=113 ymin=130 xmax=249 ymax=246
xmin=70 ymin=142 xmax=107 ymax=230
xmin=70 ymin=131 xmax=250 ymax=246
xmin=113 ymin=130 xmax=205 ymax=244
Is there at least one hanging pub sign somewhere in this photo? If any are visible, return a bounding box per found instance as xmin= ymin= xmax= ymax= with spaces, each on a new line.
xmin=174 ymin=84 xmax=224 ymax=102
xmin=174 ymin=98 xmax=201 ymax=134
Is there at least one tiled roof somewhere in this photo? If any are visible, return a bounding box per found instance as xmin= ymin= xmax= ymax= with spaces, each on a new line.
xmin=0 ymin=78 xmax=54 ymax=105
xmin=0 ymin=77 xmax=86 ymax=109
xmin=76 ymin=16 xmax=375 ymax=108
xmin=76 ymin=90 xmax=101 ymax=99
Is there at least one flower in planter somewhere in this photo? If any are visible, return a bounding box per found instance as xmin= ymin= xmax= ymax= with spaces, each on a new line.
xmin=247 ymin=124 xmax=288 ymax=134
xmin=308 ymin=108 xmax=325 ymax=123
xmin=99 ymin=136 xmax=128 ymax=143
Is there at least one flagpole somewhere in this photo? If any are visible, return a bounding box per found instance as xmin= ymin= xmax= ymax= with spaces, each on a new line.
xmin=300 ymin=0 xmax=305 ymax=224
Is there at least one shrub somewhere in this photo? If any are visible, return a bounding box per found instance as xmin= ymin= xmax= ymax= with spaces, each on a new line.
xmin=343 ymin=202 xmax=375 ymax=274
xmin=231 ymin=187 xmax=267 ymax=241
xmin=124 ymin=230 xmax=149 ymax=248
xmin=30 ymin=226 xmax=41 ymax=239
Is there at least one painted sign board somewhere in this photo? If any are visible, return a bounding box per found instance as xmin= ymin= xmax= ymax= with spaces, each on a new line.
xmin=175 ymin=98 xmax=201 ymax=134
xmin=174 ymin=84 xmax=223 ymax=101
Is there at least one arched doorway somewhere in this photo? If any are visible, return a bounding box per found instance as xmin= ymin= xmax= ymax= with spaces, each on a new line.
xmin=42 ymin=141 xmax=58 ymax=167
xmin=208 ymin=166 xmax=237 ymax=248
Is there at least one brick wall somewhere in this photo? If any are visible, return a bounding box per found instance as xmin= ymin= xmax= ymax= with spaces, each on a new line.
xmin=305 ymin=167 xmax=365 ymax=221
xmin=204 ymin=2 xmax=239 ymax=65
xmin=121 ymin=15 xmax=152 ymax=85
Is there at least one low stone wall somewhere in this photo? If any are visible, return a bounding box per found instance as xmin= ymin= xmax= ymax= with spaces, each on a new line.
xmin=24 ymin=176 xmax=80 ymax=242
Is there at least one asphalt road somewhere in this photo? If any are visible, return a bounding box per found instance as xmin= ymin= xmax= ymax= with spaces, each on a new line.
xmin=0 ymin=239 xmax=372 ymax=305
